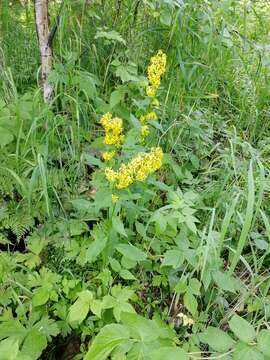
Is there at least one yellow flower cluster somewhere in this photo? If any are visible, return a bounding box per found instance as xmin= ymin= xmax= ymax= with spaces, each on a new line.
xmin=146 ymin=50 xmax=166 ymax=98
xmin=102 ymin=151 xmax=116 ymax=161
xmin=139 ymin=111 xmax=158 ymax=141
xmin=140 ymin=111 xmax=158 ymax=125
xmin=105 ymin=147 xmax=163 ymax=189
xmin=100 ymin=113 xmax=124 ymax=147
xmin=111 ymin=194 xmax=119 ymax=203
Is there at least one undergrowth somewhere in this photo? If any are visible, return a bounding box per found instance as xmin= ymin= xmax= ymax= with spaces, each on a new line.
xmin=0 ymin=0 xmax=270 ymax=359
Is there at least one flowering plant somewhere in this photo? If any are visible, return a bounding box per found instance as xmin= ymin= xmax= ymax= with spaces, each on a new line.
xmin=96 ymin=50 xmax=167 ymax=204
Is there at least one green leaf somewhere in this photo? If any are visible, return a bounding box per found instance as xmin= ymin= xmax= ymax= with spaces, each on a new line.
xmin=0 ymin=338 xmax=19 ymax=360
xmin=0 ymin=320 xmax=27 ymax=342
xmin=90 ymin=299 xmax=103 ymax=318
xmin=109 ymin=258 xmax=122 ymax=272
xmin=32 ymin=286 xmax=50 ymax=307
xmin=162 ymin=250 xmax=184 ymax=269
xmin=33 ymin=316 xmax=60 ymax=341
xmin=84 ymin=153 xmax=103 ymax=167
xmin=0 ymin=127 xmax=14 ymax=147
xmin=95 ymin=30 xmax=126 ymax=45
xmin=149 ymin=347 xmax=188 ymax=360
xmin=160 ymin=9 xmax=172 ymax=26
xmin=68 ymin=290 xmax=93 ymax=325
xmin=199 ymin=326 xmax=234 ymax=352
xmin=84 ymin=324 xmax=130 ymax=360
xmin=121 ymin=313 xmax=174 ymax=343
xmin=112 ymin=216 xmax=127 ymax=237
xmin=188 ymin=278 xmax=201 ymax=296
xmin=116 ymin=244 xmax=147 ymax=262
xmin=257 ymin=329 xmax=270 ymax=357
xmin=69 ymin=198 xmax=96 ymax=217
xmin=85 ymin=231 xmax=107 ymax=263
xmin=119 ymin=269 xmax=136 ymax=280
xmin=21 ymin=329 xmax=47 ymax=360
xmin=213 ymin=271 xmax=238 ymax=293
xmin=183 ymin=291 xmax=197 ymax=317
xmin=232 ymin=344 xmax=264 ymax=360
xmin=228 ymin=315 xmax=256 ymax=343
xmin=110 ymin=89 xmax=126 ymax=109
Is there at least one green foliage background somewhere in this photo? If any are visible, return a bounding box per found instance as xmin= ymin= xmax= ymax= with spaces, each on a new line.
xmin=0 ymin=0 xmax=270 ymax=359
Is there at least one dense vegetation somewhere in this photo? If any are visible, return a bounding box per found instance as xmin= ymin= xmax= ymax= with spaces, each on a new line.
xmin=1 ymin=0 xmax=270 ymax=359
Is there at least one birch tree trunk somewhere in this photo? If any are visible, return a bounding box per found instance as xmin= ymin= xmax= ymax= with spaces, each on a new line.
xmin=34 ymin=0 xmax=53 ymax=103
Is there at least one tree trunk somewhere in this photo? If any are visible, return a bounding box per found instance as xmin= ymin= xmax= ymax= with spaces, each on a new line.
xmin=34 ymin=0 xmax=53 ymax=103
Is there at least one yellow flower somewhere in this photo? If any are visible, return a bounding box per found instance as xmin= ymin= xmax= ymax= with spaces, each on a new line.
xmin=102 ymin=151 xmax=116 ymax=161
xmin=141 ymin=125 xmax=150 ymax=139
xmin=105 ymin=167 xmax=117 ymax=183
xmin=112 ymin=194 xmax=119 ymax=203
xmin=146 ymin=50 xmax=166 ymax=97
xmin=140 ymin=111 xmax=158 ymax=125
xmin=105 ymin=147 xmax=163 ymax=190
xmin=100 ymin=113 xmax=124 ymax=147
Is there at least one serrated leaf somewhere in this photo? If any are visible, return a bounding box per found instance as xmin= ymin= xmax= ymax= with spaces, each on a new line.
xmin=84 ymin=324 xmax=130 ymax=360
xmin=199 ymin=326 xmax=234 ymax=352
xmin=116 ymin=244 xmax=147 ymax=262
xmin=228 ymin=315 xmax=256 ymax=343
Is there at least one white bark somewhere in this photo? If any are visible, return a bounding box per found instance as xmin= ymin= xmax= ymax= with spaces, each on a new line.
xmin=34 ymin=0 xmax=53 ymax=103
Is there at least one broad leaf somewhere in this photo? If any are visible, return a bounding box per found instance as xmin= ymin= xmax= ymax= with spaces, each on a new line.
xmin=162 ymin=250 xmax=184 ymax=269
xmin=68 ymin=290 xmax=93 ymax=325
xmin=149 ymin=347 xmax=188 ymax=360
xmin=257 ymin=329 xmax=270 ymax=357
xmin=21 ymin=329 xmax=47 ymax=360
xmin=184 ymin=291 xmax=197 ymax=317
xmin=0 ymin=338 xmax=19 ymax=360
xmin=116 ymin=244 xmax=146 ymax=262
xmin=199 ymin=326 xmax=234 ymax=352
xmin=112 ymin=216 xmax=127 ymax=237
xmin=84 ymin=324 xmax=130 ymax=360
xmin=228 ymin=315 xmax=256 ymax=343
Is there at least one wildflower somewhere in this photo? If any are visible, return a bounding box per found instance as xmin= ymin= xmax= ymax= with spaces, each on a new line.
xmin=177 ymin=313 xmax=194 ymax=327
xmin=146 ymin=50 xmax=166 ymax=97
xmin=102 ymin=151 xmax=116 ymax=161
xmin=112 ymin=194 xmax=119 ymax=203
xmin=105 ymin=147 xmax=163 ymax=190
xmin=140 ymin=111 xmax=158 ymax=125
xmin=100 ymin=113 xmax=124 ymax=147
xmin=105 ymin=167 xmax=117 ymax=183
xmin=141 ymin=125 xmax=150 ymax=140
